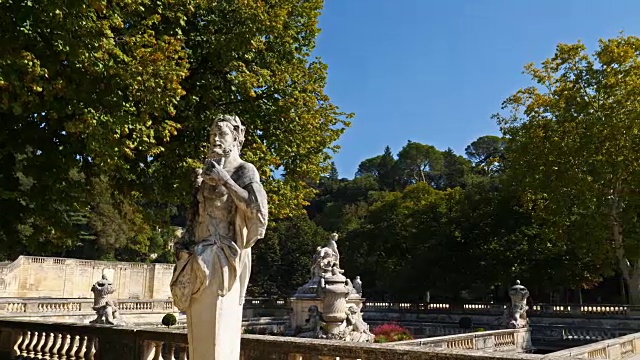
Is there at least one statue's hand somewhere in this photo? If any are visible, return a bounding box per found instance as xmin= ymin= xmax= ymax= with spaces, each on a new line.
xmin=203 ymin=159 xmax=231 ymax=184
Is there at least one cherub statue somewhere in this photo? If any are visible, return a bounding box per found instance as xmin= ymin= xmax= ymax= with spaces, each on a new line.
xmin=89 ymin=274 xmax=124 ymax=325
xmin=344 ymin=305 xmax=374 ymax=342
xmin=296 ymin=305 xmax=325 ymax=338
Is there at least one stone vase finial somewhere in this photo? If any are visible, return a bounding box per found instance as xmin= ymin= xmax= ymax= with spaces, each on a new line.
xmin=320 ymin=273 xmax=350 ymax=338
xmin=501 ymin=280 xmax=529 ymax=329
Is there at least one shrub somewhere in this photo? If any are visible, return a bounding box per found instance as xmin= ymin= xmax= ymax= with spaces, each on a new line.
xmin=372 ymin=322 xmax=413 ymax=343
xmin=161 ymin=313 xmax=177 ymax=328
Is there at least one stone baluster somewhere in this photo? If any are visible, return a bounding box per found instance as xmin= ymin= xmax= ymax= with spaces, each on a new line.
xmin=10 ymin=329 xmax=23 ymax=358
xmin=35 ymin=331 xmax=48 ymax=358
xmin=86 ymin=337 xmax=97 ymax=360
xmin=165 ymin=343 xmax=176 ymax=360
xmin=65 ymin=334 xmax=80 ymax=360
xmin=50 ymin=333 xmax=63 ymax=360
xmin=74 ymin=336 xmax=87 ymax=359
xmin=176 ymin=344 xmax=188 ymax=360
xmin=27 ymin=330 xmax=39 ymax=357
xmin=58 ymin=333 xmax=71 ymax=360
xmin=19 ymin=330 xmax=31 ymax=356
xmin=43 ymin=332 xmax=55 ymax=360
xmin=142 ymin=340 xmax=162 ymax=360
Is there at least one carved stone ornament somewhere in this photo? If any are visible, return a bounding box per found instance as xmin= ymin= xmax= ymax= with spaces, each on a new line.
xmin=501 ymin=280 xmax=529 ymax=329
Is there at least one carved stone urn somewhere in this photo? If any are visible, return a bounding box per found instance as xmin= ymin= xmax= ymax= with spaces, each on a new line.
xmin=503 ymin=280 xmax=529 ymax=329
xmin=319 ymin=273 xmax=350 ymax=338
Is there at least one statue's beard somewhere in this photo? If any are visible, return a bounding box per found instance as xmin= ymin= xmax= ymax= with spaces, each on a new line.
xmin=208 ymin=145 xmax=233 ymax=159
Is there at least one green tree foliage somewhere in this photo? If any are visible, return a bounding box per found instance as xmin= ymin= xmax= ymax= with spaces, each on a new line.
xmin=0 ymin=0 xmax=190 ymax=258
xmin=395 ymin=141 xmax=443 ymax=187
xmin=0 ymin=0 xmax=350 ymax=259
xmin=149 ymin=0 xmax=352 ymax=219
xmin=495 ymin=35 xmax=640 ymax=302
xmin=464 ymin=135 xmax=506 ymax=175
xmin=435 ymin=148 xmax=472 ymax=190
xmin=355 ymin=146 xmax=396 ymax=190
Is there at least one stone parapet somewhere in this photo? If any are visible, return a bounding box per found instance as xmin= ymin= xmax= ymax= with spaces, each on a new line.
xmin=0 ymin=319 xmax=580 ymax=359
xmin=547 ymin=331 xmax=640 ymax=359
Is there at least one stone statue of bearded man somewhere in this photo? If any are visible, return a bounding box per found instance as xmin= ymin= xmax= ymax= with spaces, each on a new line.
xmin=170 ymin=115 xmax=268 ymax=360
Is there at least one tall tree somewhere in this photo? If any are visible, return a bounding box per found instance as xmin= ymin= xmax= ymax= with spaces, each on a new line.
xmin=0 ymin=0 xmax=191 ymax=257
xmin=354 ymin=146 xmax=397 ymax=190
xmin=434 ymin=148 xmax=472 ymax=190
xmin=149 ymin=0 xmax=352 ymax=220
xmin=496 ymin=35 xmax=640 ymax=303
xmin=395 ymin=141 xmax=443 ymax=188
xmin=465 ymin=135 xmax=506 ymax=175
xmin=0 ymin=0 xmax=351 ymax=258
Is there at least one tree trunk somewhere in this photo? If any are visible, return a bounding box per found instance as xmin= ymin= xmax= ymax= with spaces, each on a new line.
xmin=611 ymin=211 xmax=640 ymax=304
xmin=620 ymin=274 xmax=627 ymax=303
xmin=575 ymin=288 xmax=583 ymax=304
xmin=627 ymin=264 xmax=640 ymax=305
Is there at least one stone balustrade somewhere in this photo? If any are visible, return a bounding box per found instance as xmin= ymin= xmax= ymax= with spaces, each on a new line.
xmin=390 ymin=328 xmax=532 ymax=353
xmin=363 ymin=301 xmax=640 ymax=318
xmin=0 ymin=319 xmax=579 ymax=360
xmin=531 ymin=324 xmax=635 ymax=343
xmin=6 ymin=296 xmax=640 ymax=318
xmin=547 ymin=331 xmax=640 ymax=359
xmin=0 ymin=298 xmax=176 ymax=316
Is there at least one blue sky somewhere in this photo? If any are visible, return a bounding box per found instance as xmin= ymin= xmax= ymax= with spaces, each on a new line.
xmin=314 ymin=0 xmax=640 ymax=178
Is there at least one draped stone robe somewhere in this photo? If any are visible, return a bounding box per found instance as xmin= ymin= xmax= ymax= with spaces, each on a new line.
xmin=170 ymin=161 xmax=268 ymax=360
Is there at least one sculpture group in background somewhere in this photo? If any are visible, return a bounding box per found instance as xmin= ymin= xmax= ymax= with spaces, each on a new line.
xmin=89 ymin=274 xmax=125 ymax=325
xmin=169 ymin=115 xmax=268 ymax=360
xmin=291 ymin=233 xmax=374 ymax=342
xmin=501 ymin=280 xmax=529 ymax=329
xmin=300 ymin=233 xmax=362 ymax=297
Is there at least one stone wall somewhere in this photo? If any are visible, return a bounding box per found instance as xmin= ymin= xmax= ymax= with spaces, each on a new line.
xmin=0 ymin=256 xmax=174 ymax=299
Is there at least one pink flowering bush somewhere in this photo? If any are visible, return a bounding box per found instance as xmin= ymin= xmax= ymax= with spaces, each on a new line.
xmin=372 ymin=322 xmax=413 ymax=343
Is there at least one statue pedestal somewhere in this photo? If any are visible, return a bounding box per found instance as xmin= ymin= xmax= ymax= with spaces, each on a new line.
xmin=289 ymin=296 xmax=323 ymax=328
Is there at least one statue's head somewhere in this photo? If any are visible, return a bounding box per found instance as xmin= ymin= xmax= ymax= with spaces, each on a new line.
xmin=308 ymin=305 xmax=319 ymax=314
xmin=330 ymin=233 xmax=339 ymax=241
xmin=208 ymin=115 xmax=246 ymax=158
xmin=355 ymin=276 xmax=360 ymax=280
xmin=347 ymin=305 xmax=358 ymax=314
xmin=101 ymin=274 xmax=108 ymax=280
